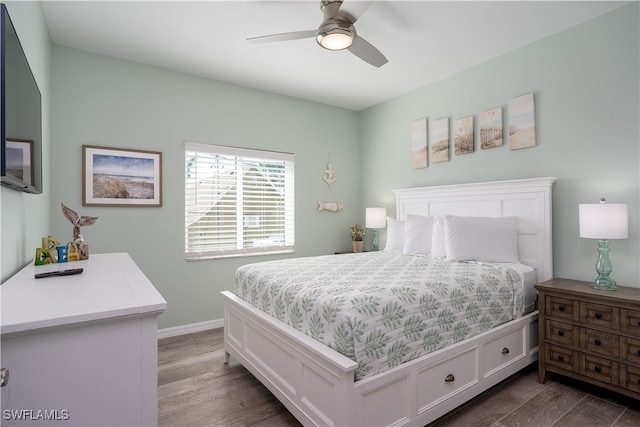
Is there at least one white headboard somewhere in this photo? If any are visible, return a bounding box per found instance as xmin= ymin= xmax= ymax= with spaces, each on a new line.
xmin=393 ymin=177 xmax=556 ymax=283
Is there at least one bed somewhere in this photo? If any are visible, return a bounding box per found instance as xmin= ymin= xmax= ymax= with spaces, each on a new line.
xmin=222 ymin=177 xmax=556 ymax=426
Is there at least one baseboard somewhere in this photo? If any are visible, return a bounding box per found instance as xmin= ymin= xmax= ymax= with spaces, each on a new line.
xmin=158 ymin=318 xmax=223 ymax=339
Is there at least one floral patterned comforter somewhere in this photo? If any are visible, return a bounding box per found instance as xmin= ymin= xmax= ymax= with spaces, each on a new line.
xmin=234 ymin=251 xmax=525 ymax=381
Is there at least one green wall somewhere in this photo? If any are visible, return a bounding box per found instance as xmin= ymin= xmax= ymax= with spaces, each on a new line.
xmin=50 ymin=47 xmax=361 ymax=329
xmin=360 ymin=3 xmax=639 ymax=289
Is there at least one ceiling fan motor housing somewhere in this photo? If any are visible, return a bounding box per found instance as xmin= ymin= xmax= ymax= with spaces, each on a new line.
xmin=316 ymin=0 xmax=356 ymax=50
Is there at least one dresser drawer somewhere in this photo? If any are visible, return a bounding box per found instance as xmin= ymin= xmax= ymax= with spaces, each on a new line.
xmin=545 ymin=295 xmax=578 ymax=321
xmin=545 ymin=344 xmax=577 ymax=372
xmin=580 ymin=328 xmax=618 ymax=358
xmin=620 ymin=364 xmax=640 ymax=394
xmin=481 ymin=326 xmax=525 ymax=377
xmin=621 ymin=309 xmax=640 ymax=337
xmin=546 ymin=319 xmax=578 ymax=347
xmin=620 ymin=336 xmax=640 ymax=365
xmin=580 ymin=353 xmax=618 ymax=385
xmin=580 ymin=302 xmax=619 ymax=330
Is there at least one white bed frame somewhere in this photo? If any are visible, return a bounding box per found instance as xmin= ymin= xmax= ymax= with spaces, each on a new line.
xmin=222 ymin=177 xmax=556 ymax=426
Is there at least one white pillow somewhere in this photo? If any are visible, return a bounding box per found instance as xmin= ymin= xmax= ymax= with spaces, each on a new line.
xmin=403 ymin=214 xmax=433 ymax=255
xmin=384 ymin=217 xmax=405 ymax=252
xmin=430 ymin=215 xmax=446 ymax=258
xmin=444 ymin=215 xmax=519 ymax=263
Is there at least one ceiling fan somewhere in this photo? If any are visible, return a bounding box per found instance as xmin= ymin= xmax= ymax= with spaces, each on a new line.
xmin=248 ymin=0 xmax=388 ymax=68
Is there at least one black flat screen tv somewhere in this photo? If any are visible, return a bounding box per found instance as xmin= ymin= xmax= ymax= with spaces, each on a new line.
xmin=1 ymin=3 xmax=42 ymax=194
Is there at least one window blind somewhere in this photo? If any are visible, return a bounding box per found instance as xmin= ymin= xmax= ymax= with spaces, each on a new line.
xmin=185 ymin=142 xmax=295 ymax=260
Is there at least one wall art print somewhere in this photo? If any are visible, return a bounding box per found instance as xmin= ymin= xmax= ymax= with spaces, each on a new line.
xmin=454 ymin=116 xmax=474 ymax=155
xmin=82 ymin=145 xmax=162 ymax=207
xmin=431 ymin=117 xmax=450 ymax=163
xmin=508 ymin=93 xmax=536 ymax=150
xmin=411 ymin=117 xmax=428 ymax=169
xmin=5 ymin=138 xmax=34 ymax=185
xmin=480 ymin=107 xmax=503 ymax=149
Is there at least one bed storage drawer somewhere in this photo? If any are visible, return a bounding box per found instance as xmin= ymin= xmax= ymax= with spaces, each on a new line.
xmin=416 ymin=347 xmax=478 ymax=412
xmin=481 ymin=325 xmax=526 ymax=377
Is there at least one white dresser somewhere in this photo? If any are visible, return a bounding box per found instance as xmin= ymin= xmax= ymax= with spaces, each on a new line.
xmin=0 ymin=253 xmax=167 ymax=426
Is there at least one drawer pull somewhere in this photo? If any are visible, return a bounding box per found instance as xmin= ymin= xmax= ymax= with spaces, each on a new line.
xmin=444 ymin=374 xmax=455 ymax=383
xmin=558 ymin=304 xmax=565 ymax=311
xmin=558 ymin=355 xmax=564 ymax=362
xmin=594 ymin=339 xmax=601 ymax=346
xmin=595 ymin=366 xmax=601 ymax=373
xmin=637 ymin=349 xmax=640 ymax=356
xmin=595 ymin=312 xmax=602 ymax=319
xmin=557 ymin=330 xmax=564 ymax=337
xmin=501 ymin=347 xmax=510 ymax=355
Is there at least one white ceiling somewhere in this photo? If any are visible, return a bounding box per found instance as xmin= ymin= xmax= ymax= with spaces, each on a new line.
xmin=41 ymin=1 xmax=631 ymax=111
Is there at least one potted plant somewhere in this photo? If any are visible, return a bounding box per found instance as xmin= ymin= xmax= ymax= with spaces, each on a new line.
xmin=350 ymin=224 xmax=366 ymax=253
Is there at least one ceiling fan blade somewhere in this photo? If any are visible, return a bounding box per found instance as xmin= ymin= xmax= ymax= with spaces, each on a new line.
xmin=337 ymin=0 xmax=373 ymax=24
xmin=348 ymin=36 xmax=388 ymax=67
xmin=248 ymin=30 xmax=316 ymax=44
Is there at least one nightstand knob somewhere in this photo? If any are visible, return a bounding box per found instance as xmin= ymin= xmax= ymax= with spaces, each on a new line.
xmin=594 ymin=339 xmax=601 ymax=346
xmin=558 ymin=355 xmax=564 ymax=362
xmin=444 ymin=374 xmax=455 ymax=383
xmin=637 ymin=349 xmax=640 ymax=356
xmin=595 ymin=366 xmax=601 ymax=373
xmin=502 ymin=347 xmax=509 ymax=355
xmin=637 ymin=320 xmax=640 ymax=326
xmin=558 ymin=304 xmax=565 ymax=311
xmin=557 ymin=330 xmax=564 ymax=337
xmin=595 ymin=312 xmax=602 ymax=319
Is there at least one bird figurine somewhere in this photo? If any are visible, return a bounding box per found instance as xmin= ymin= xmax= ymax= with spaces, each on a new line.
xmin=61 ymin=203 xmax=98 ymax=260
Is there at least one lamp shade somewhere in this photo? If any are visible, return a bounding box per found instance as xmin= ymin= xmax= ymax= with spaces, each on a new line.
xmin=365 ymin=207 xmax=387 ymax=229
xmin=579 ymin=202 xmax=628 ymax=239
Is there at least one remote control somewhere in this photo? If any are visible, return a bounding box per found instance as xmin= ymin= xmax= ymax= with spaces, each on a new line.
xmin=34 ymin=268 xmax=84 ymax=279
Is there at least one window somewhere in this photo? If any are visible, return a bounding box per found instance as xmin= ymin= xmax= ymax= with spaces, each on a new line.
xmin=185 ymin=142 xmax=294 ymax=260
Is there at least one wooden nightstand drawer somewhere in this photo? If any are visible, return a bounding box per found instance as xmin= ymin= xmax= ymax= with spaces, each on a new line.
xmin=580 ymin=302 xmax=619 ymax=330
xmin=581 ymin=328 xmax=618 ymax=358
xmin=545 ymin=295 xmax=578 ymax=321
xmin=580 ymin=353 xmax=618 ymax=385
xmin=620 ymin=336 xmax=640 ymax=364
xmin=621 ymin=365 xmax=640 ymax=394
xmin=546 ymin=319 xmax=578 ymax=346
xmin=545 ymin=344 xmax=577 ymax=372
xmin=621 ymin=309 xmax=640 ymax=336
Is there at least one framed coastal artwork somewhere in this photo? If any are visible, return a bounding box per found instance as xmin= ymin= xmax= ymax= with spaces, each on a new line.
xmin=5 ymin=138 xmax=34 ymax=185
xmin=411 ymin=117 xmax=428 ymax=169
xmin=508 ymin=93 xmax=536 ymax=150
xmin=82 ymin=145 xmax=162 ymax=207
xmin=454 ymin=116 xmax=474 ymax=155
xmin=480 ymin=107 xmax=503 ymax=149
xmin=431 ymin=117 xmax=450 ymax=163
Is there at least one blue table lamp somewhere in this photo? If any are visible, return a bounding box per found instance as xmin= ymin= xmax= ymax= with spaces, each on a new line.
xmin=579 ymin=198 xmax=628 ymax=290
xmin=366 ymin=207 xmax=387 ymax=251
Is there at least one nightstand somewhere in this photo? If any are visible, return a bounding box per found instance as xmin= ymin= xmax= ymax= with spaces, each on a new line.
xmin=535 ymin=278 xmax=640 ymax=400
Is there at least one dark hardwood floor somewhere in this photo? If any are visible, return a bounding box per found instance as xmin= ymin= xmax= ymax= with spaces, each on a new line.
xmin=158 ymin=329 xmax=640 ymax=427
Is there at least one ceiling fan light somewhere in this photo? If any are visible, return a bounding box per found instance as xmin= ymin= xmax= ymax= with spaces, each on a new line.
xmin=317 ymin=32 xmax=353 ymax=50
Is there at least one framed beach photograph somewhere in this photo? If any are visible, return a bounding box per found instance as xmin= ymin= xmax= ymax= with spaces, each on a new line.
xmin=82 ymin=145 xmax=162 ymax=207
xmin=5 ymin=139 xmax=34 ymax=185
xmin=411 ymin=117 xmax=428 ymax=169
xmin=454 ymin=116 xmax=474 ymax=155
xmin=508 ymin=93 xmax=536 ymax=150
xmin=431 ymin=117 xmax=450 ymax=163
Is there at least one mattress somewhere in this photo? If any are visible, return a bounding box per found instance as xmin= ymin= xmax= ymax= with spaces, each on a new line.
xmin=234 ymin=251 xmax=532 ymax=381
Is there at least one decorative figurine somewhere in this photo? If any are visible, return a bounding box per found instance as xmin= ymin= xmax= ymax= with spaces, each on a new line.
xmin=61 ymin=203 xmax=98 ymax=260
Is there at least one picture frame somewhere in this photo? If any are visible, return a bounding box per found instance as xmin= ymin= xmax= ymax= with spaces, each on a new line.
xmin=411 ymin=117 xmax=428 ymax=169
xmin=480 ymin=107 xmax=503 ymax=149
xmin=431 ymin=117 xmax=450 ymax=163
xmin=5 ymin=138 xmax=34 ymax=185
xmin=82 ymin=145 xmax=162 ymax=207
xmin=454 ymin=116 xmax=474 ymax=155
xmin=509 ymin=93 xmax=537 ymax=150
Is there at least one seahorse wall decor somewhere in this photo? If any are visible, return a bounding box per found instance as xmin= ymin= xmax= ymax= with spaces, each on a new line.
xmin=61 ymin=203 xmax=98 ymax=260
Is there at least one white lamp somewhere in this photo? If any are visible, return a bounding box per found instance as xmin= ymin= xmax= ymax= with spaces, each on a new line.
xmin=366 ymin=207 xmax=387 ymax=251
xmin=579 ymin=198 xmax=628 ymax=290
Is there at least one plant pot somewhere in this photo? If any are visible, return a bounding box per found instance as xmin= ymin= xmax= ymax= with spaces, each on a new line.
xmin=352 ymin=241 xmax=364 ymax=253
